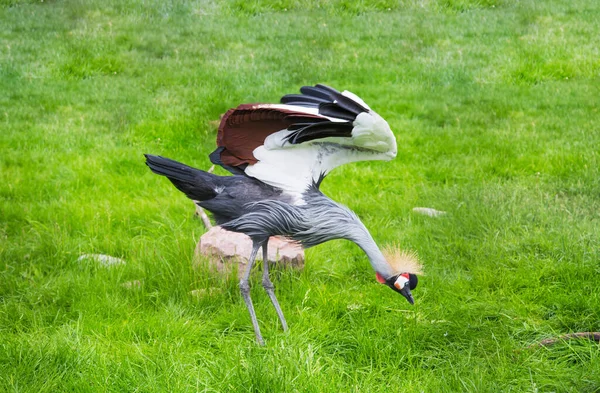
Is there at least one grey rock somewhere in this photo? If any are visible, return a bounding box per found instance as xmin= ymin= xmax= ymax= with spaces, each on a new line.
xmin=194 ymin=226 xmax=304 ymax=275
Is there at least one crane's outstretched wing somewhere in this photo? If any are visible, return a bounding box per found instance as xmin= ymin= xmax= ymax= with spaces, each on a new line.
xmin=210 ymin=84 xmax=397 ymax=194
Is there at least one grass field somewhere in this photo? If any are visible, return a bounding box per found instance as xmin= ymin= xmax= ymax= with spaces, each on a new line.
xmin=1 ymin=0 xmax=600 ymax=391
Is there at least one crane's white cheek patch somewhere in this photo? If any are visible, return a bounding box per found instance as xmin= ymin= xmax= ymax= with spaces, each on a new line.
xmin=394 ymin=275 xmax=409 ymax=290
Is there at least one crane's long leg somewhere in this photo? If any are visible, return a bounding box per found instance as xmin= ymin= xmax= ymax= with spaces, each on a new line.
xmin=240 ymin=241 xmax=264 ymax=345
xmin=261 ymin=241 xmax=288 ymax=332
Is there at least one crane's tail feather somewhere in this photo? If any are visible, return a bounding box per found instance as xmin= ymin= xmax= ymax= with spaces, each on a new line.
xmin=144 ymin=154 xmax=218 ymax=201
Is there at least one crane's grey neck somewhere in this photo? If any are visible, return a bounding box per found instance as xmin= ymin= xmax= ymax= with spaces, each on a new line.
xmin=347 ymin=219 xmax=395 ymax=278
xmin=289 ymin=191 xmax=396 ymax=278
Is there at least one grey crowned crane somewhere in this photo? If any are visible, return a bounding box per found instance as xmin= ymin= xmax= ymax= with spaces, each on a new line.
xmin=145 ymin=84 xmax=423 ymax=345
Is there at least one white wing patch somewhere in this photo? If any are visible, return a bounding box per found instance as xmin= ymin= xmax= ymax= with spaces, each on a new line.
xmin=262 ymin=129 xmax=294 ymax=150
xmin=246 ymin=139 xmax=396 ymax=195
xmin=352 ymin=112 xmax=397 ymax=154
xmin=246 ymin=144 xmax=321 ymax=193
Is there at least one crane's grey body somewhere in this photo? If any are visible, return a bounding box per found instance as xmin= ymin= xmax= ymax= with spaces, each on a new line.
xmin=197 ymin=174 xmax=294 ymax=225
xmin=221 ymin=186 xmax=367 ymax=248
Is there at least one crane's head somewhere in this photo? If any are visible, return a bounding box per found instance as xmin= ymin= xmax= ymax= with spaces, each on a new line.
xmin=376 ymin=247 xmax=423 ymax=305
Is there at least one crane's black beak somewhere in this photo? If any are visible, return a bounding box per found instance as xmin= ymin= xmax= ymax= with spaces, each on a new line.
xmin=378 ymin=272 xmax=418 ymax=304
xmin=399 ymin=286 xmax=414 ymax=305
xmin=385 ymin=273 xmax=417 ymax=305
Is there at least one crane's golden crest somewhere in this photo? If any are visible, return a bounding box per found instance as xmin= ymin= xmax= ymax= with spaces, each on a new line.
xmin=383 ymin=246 xmax=423 ymax=275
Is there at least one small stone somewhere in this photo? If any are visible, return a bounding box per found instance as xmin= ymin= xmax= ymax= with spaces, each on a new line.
xmin=412 ymin=207 xmax=447 ymax=217
xmin=121 ymin=280 xmax=142 ymax=289
xmin=194 ymin=226 xmax=304 ymax=275
xmin=189 ymin=287 xmax=222 ymax=298
xmin=78 ymin=254 xmax=126 ymax=267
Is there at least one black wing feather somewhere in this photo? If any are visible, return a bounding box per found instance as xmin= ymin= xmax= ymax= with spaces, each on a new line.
xmin=317 ymin=103 xmax=357 ymax=121
xmin=282 ymin=83 xmax=368 ymax=121
xmin=280 ymin=94 xmax=329 ymax=107
xmin=284 ymin=121 xmax=353 ymax=144
xmin=312 ymin=84 xmax=368 ymax=115
xmin=300 ymin=85 xmax=336 ymax=101
xmin=276 ymin=84 xmax=371 ymax=145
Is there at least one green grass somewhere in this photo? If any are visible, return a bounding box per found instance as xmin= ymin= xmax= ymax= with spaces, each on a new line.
xmin=1 ymin=0 xmax=599 ymax=391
